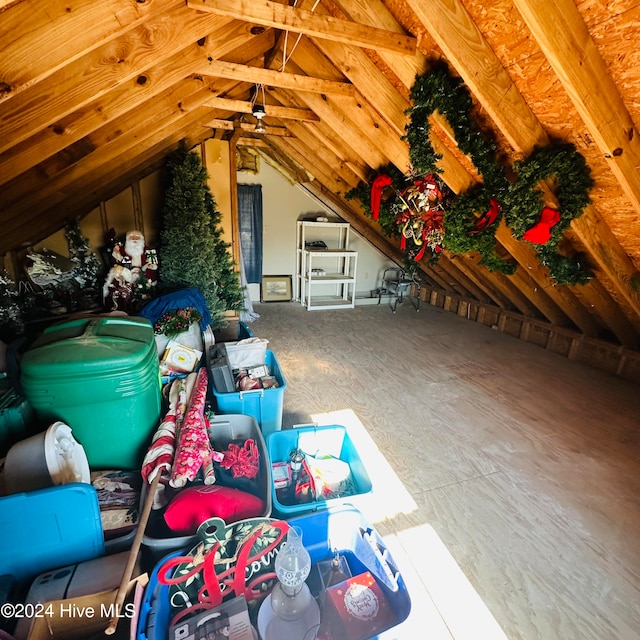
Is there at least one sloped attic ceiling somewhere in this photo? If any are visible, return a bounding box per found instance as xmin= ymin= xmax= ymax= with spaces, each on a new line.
xmin=2 ymin=0 xmax=640 ymax=354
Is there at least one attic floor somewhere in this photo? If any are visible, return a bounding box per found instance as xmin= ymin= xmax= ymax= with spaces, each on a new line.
xmin=250 ymin=300 xmax=640 ymax=640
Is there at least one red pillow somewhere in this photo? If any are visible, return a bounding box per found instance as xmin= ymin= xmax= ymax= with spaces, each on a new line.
xmin=163 ymin=485 xmax=265 ymax=535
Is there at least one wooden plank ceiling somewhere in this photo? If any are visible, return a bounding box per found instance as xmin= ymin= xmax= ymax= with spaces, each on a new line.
xmin=1 ymin=0 xmax=640 ymax=350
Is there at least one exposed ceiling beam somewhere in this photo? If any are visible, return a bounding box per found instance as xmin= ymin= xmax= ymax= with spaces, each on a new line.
xmin=0 ymin=9 xmax=238 ymax=154
xmin=0 ymin=23 xmax=268 ymax=187
xmin=204 ymin=96 xmax=319 ymax=121
xmin=208 ymin=118 xmax=292 ymax=136
xmin=187 ymin=0 xmax=417 ymax=56
xmin=512 ymin=0 xmax=640 ymax=215
xmin=237 ymin=137 xmax=269 ymax=148
xmin=197 ymin=60 xmax=354 ymax=96
xmin=0 ymin=0 xmax=182 ymax=103
xmin=1 ymin=107 xmax=218 ymax=252
xmin=321 ymin=0 xmax=427 ymax=90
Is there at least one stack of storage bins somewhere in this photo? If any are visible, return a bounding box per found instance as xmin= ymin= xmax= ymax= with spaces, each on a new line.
xmin=20 ymin=316 xmax=162 ymax=470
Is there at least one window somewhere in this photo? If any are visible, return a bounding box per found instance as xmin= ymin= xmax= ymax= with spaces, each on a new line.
xmin=237 ymin=184 xmax=263 ymax=284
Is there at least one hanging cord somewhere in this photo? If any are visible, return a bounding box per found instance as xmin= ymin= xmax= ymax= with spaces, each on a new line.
xmin=281 ymin=0 xmax=321 ymax=71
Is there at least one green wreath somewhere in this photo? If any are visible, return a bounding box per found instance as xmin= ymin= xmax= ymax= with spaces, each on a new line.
xmin=406 ymin=62 xmax=593 ymax=284
xmin=503 ymin=144 xmax=593 ymax=284
xmin=406 ymin=62 xmax=513 ymax=272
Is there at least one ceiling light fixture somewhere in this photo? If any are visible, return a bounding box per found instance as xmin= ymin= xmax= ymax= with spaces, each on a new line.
xmin=251 ymin=84 xmax=267 ymax=133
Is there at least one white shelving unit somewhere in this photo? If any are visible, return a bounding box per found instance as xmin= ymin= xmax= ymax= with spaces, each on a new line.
xmin=296 ymin=221 xmax=358 ymax=310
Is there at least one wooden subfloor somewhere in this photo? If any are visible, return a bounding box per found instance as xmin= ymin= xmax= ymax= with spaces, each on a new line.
xmin=249 ymin=300 xmax=640 ymax=640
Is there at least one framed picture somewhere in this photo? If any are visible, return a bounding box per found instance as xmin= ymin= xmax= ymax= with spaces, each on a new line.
xmin=261 ymin=275 xmax=293 ymax=302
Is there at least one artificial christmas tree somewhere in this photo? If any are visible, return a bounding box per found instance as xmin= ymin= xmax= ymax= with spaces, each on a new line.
xmin=159 ymin=142 xmax=244 ymax=329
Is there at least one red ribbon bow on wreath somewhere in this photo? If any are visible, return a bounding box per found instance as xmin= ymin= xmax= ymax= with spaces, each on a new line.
xmin=371 ymin=173 xmax=393 ymax=220
xmin=522 ymin=206 xmax=561 ymax=244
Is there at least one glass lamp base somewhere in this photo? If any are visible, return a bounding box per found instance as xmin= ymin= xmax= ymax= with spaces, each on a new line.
xmin=257 ymin=592 xmax=321 ymax=640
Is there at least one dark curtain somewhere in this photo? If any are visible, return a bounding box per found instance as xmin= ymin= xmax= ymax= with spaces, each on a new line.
xmin=237 ymin=184 xmax=263 ymax=284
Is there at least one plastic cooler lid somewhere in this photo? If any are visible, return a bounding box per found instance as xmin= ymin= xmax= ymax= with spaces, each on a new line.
xmin=22 ymin=316 xmax=155 ymax=373
xmin=0 ymin=483 xmax=105 ymax=582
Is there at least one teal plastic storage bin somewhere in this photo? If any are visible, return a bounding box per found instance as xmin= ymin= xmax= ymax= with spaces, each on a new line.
xmin=211 ymin=350 xmax=286 ymax=436
xmin=20 ymin=316 xmax=162 ymax=469
xmin=266 ymin=425 xmax=373 ymax=518
xmin=0 ymin=483 xmax=105 ymax=582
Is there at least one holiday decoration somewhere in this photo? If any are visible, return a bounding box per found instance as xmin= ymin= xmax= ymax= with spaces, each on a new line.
xmin=522 ymin=207 xmax=561 ymax=244
xmin=403 ymin=61 xmax=593 ymax=283
xmin=370 ymin=173 xmax=393 ymax=220
xmin=64 ymin=221 xmax=102 ymax=309
xmin=393 ymin=175 xmax=447 ymax=259
xmin=102 ymin=229 xmax=158 ymax=312
xmin=153 ymin=307 xmax=202 ymax=338
xmin=502 ymin=143 xmax=593 ymax=284
xmin=346 ymin=165 xmax=452 ymax=268
xmin=159 ymin=141 xmax=244 ymax=329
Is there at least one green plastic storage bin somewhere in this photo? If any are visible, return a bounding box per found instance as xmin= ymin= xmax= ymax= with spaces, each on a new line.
xmin=20 ymin=316 xmax=162 ymax=470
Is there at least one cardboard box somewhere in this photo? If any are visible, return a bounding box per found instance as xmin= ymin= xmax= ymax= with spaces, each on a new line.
xmin=26 ymin=574 xmax=147 ymax=640
xmin=323 ymin=571 xmax=397 ymax=640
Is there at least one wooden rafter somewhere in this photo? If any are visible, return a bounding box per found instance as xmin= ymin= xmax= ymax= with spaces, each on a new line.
xmin=0 ymin=9 xmax=238 ymax=154
xmin=0 ymin=24 xmax=270 ymax=186
xmin=187 ymin=0 xmax=417 ymax=56
xmin=197 ymin=60 xmax=354 ymax=96
xmin=208 ymin=118 xmax=292 ymax=136
xmin=512 ymin=0 xmax=640 ymax=215
xmin=205 ymin=96 xmax=319 ymax=121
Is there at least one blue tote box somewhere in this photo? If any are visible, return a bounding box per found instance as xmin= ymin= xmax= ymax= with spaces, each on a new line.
xmin=211 ymin=349 xmax=286 ymax=436
xmin=0 ymin=483 xmax=105 ymax=582
xmin=135 ymin=506 xmax=410 ymax=640
xmin=266 ymin=424 xmax=373 ymax=518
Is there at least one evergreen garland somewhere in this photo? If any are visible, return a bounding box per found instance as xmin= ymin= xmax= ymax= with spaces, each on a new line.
xmin=349 ymin=62 xmax=595 ymax=285
xmin=443 ymin=186 xmax=516 ymax=274
xmin=159 ymin=141 xmax=244 ymax=329
xmin=406 ymin=62 xmax=592 ymax=284
xmin=406 ymin=62 xmax=513 ymax=272
xmin=345 ymin=165 xmax=453 ymax=268
xmin=345 ymin=164 xmax=405 ymax=239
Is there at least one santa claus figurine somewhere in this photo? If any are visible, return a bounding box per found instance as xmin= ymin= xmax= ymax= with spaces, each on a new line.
xmin=104 ymin=229 xmax=158 ymax=312
xmin=112 ymin=229 xmax=158 ymax=284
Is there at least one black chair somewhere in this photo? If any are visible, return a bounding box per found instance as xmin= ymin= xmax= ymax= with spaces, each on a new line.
xmin=377 ymin=267 xmax=420 ymax=313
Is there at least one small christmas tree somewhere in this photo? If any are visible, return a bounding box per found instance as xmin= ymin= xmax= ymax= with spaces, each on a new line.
xmin=65 ymin=221 xmax=102 ymax=287
xmin=0 ymin=269 xmax=23 ymax=342
xmin=64 ymin=221 xmax=103 ymax=309
xmin=159 ymin=141 xmax=244 ymax=328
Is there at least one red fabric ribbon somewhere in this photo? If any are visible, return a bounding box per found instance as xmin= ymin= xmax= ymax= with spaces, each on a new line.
xmin=471 ymin=198 xmax=501 ymax=235
xmin=371 ymin=173 xmax=393 ymax=220
xmin=522 ymin=206 xmax=561 ymax=244
xmin=220 ymin=439 xmax=260 ymax=479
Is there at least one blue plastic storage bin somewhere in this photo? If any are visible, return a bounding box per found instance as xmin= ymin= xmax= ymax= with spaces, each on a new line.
xmin=0 ymin=483 xmax=105 ymax=582
xmin=267 ymin=424 xmax=373 ymax=519
xmin=136 ymin=506 xmax=410 ymax=640
xmin=211 ymin=350 xmax=286 ymax=436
